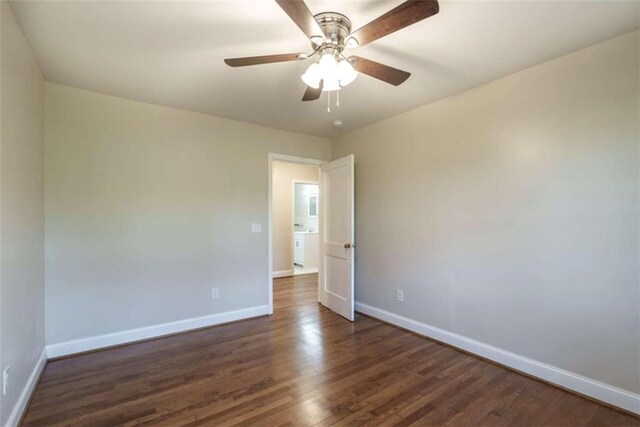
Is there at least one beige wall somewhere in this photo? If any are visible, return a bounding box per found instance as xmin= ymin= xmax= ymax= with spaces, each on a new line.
xmin=272 ymin=161 xmax=319 ymax=275
xmin=45 ymin=83 xmax=330 ymax=345
xmin=0 ymin=1 xmax=45 ymax=424
xmin=333 ymin=30 xmax=639 ymax=393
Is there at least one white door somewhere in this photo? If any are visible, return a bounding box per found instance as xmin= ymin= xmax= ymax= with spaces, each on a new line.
xmin=318 ymin=155 xmax=355 ymax=321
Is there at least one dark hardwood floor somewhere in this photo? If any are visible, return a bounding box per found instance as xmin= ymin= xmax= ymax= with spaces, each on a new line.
xmin=23 ymin=274 xmax=638 ymax=426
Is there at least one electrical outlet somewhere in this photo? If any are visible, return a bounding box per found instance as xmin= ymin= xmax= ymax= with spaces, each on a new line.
xmin=251 ymin=223 xmax=262 ymax=233
xmin=211 ymin=287 xmax=220 ymax=299
xmin=396 ymin=289 xmax=404 ymax=303
xmin=3 ymin=367 xmax=9 ymax=395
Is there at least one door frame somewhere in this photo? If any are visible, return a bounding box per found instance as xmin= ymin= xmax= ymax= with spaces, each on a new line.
xmin=291 ymin=179 xmax=319 ymax=274
xmin=267 ymin=153 xmax=326 ymax=315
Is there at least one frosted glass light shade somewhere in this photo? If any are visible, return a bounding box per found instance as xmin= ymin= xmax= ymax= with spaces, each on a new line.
xmin=319 ymin=53 xmax=337 ymax=77
xmin=337 ymin=60 xmax=358 ymax=86
xmin=301 ymin=63 xmax=321 ymax=89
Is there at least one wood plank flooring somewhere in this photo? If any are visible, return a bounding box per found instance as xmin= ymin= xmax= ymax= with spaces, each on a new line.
xmin=22 ymin=274 xmax=639 ymax=426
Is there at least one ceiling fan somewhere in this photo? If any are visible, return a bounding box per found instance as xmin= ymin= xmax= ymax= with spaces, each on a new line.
xmin=224 ymin=0 xmax=439 ymax=103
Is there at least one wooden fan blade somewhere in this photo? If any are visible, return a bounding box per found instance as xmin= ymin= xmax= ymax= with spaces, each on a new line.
xmin=275 ymin=0 xmax=325 ymax=39
xmin=349 ymin=0 xmax=439 ymax=47
xmin=224 ymin=53 xmax=303 ymax=67
xmin=302 ymin=81 xmax=323 ymax=101
xmin=351 ymin=56 xmax=411 ymax=86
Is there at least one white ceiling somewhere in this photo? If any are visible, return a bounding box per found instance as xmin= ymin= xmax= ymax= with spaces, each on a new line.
xmin=10 ymin=0 xmax=640 ymax=138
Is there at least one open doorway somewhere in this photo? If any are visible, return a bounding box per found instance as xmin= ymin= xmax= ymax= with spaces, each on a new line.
xmin=268 ymin=154 xmax=324 ymax=315
xmin=268 ymin=153 xmax=355 ymax=320
xmin=271 ymin=162 xmax=320 ymax=278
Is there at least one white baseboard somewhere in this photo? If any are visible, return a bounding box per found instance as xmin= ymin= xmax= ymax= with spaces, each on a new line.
xmin=273 ymin=270 xmax=294 ymax=278
xmin=355 ymin=302 xmax=640 ymax=415
xmin=6 ymin=348 xmax=47 ymax=427
xmin=46 ymin=305 xmax=270 ymax=359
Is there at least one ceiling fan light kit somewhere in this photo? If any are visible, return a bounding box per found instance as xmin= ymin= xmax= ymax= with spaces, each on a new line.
xmin=301 ymin=51 xmax=358 ymax=91
xmin=225 ymin=0 xmax=440 ymax=107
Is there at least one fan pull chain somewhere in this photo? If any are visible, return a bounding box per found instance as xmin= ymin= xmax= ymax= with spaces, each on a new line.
xmin=327 ymin=91 xmax=331 ymax=114
xmin=337 ymin=90 xmax=340 ymax=108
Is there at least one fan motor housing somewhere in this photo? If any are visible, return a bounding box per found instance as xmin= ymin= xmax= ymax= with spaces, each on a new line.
xmin=313 ymin=12 xmax=352 ymax=51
